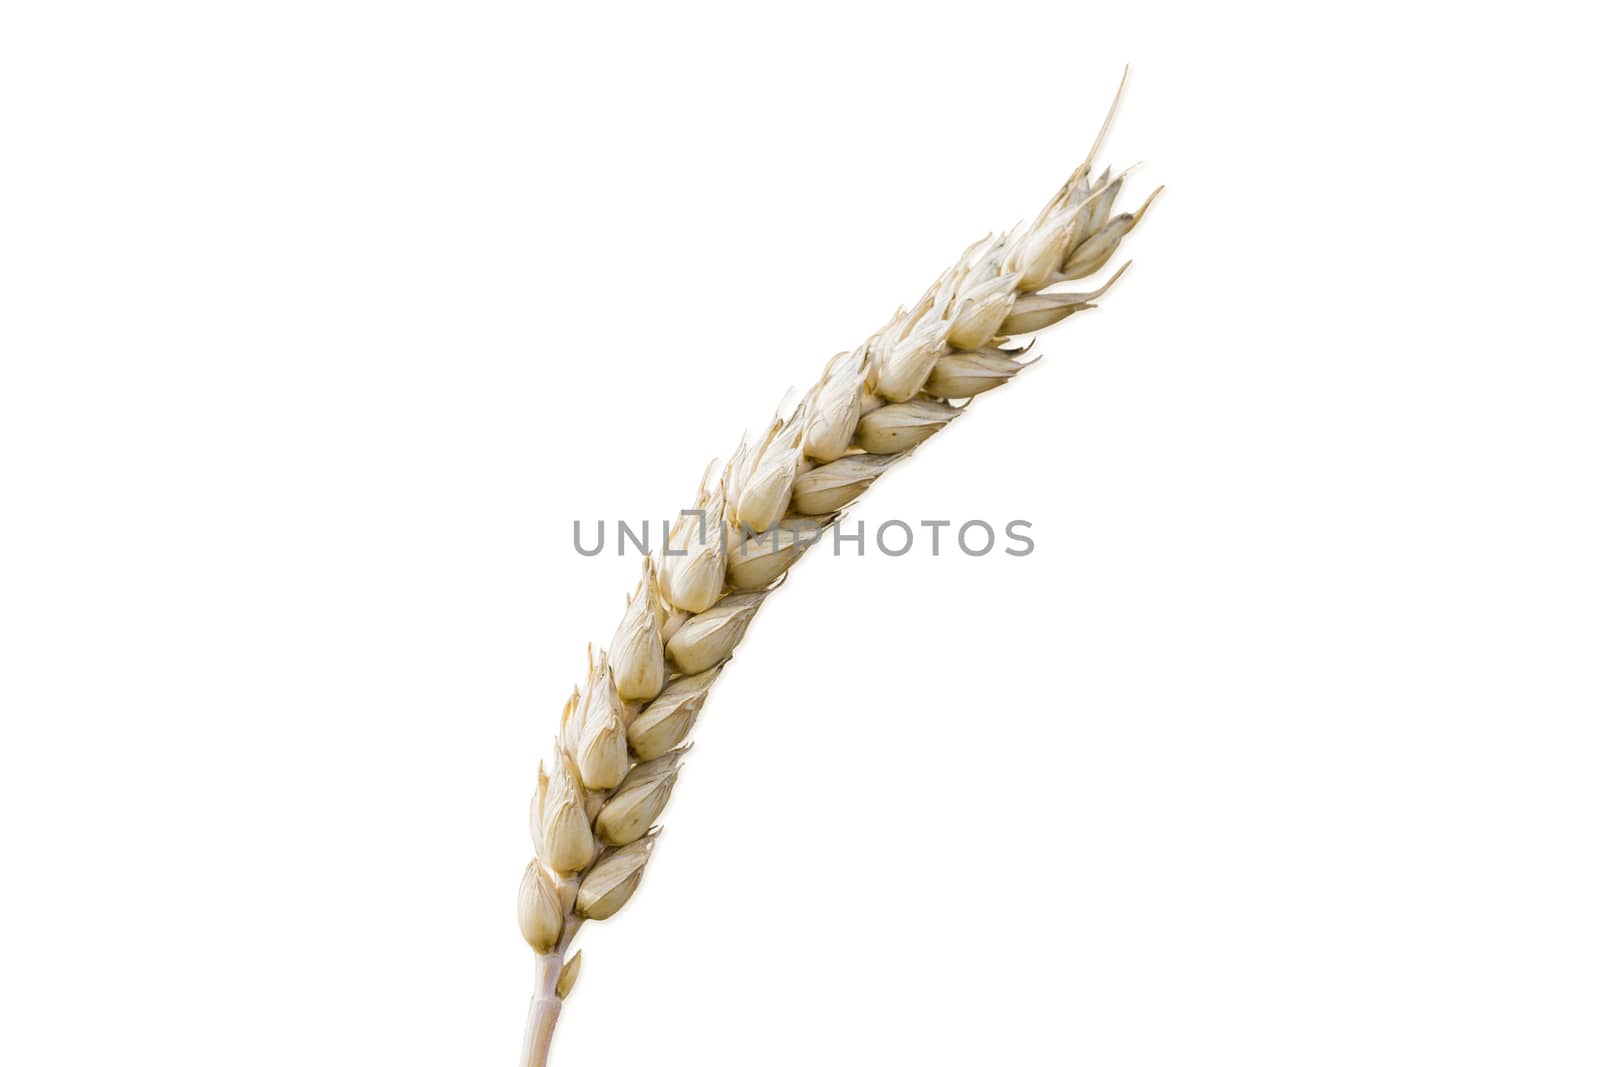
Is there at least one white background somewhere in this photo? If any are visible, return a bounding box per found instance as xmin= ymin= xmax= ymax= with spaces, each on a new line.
xmin=2 ymin=2 xmax=1597 ymax=1064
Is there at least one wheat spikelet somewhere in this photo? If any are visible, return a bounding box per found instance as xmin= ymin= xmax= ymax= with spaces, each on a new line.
xmin=517 ymin=76 xmax=1159 ymax=1066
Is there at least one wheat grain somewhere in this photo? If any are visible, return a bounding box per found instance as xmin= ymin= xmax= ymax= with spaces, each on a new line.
xmin=516 ymin=75 xmax=1159 ymax=1066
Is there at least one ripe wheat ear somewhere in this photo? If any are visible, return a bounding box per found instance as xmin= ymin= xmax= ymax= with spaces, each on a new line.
xmin=517 ymin=77 xmax=1158 ymax=1067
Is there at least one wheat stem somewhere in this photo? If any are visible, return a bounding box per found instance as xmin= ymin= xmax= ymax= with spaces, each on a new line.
xmin=520 ymin=953 xmax=563 ymax=1067
xmin=515 ymin=73 xmax=1156 ymax=1063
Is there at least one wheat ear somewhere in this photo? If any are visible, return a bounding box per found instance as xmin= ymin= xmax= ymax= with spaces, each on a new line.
xmin=517 ymin=79 xmax=1158 ymax=1067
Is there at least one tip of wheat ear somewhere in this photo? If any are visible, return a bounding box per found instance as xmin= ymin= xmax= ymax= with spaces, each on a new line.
xmin=518 ymin=82 xmax=1157 ymax=1065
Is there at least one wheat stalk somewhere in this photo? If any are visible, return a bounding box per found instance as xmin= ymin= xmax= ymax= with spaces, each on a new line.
xmin=516 ymin=75 xmax=1158 ymax=1066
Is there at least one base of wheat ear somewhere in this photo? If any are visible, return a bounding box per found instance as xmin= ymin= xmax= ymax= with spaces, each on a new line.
xmin=516 ymin=78 xmax=1158 ymax=1067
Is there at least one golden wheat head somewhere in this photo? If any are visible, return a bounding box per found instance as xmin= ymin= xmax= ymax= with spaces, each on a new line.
xmin=517 ymin=73 xmax=1159 ymax=1066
